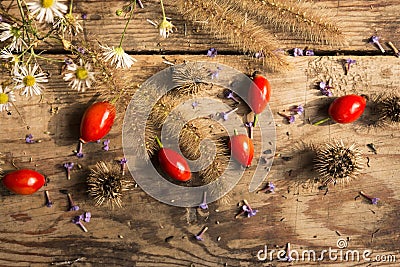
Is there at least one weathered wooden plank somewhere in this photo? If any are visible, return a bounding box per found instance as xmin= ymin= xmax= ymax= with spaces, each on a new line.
xmin=0 ymin=55 xmax=399 ymax=266
xmin=1 ymin=0 xmax=400 ymax=54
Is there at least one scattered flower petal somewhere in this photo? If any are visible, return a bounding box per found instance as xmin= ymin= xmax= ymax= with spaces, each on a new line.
xmin=207 ymin=48 xmax=217 ymax=58
xmin=293 ymin=48 xmax=303 ymax=57
xmin=289 ymin=104 xmax=304 ymax=115
xmin=25 ymin=134 xmax=35 ymax=144
xmin=305 ymin=49 xmax=314 ymax=56
xmin=103 ymin=139 xmax=110 ymax=151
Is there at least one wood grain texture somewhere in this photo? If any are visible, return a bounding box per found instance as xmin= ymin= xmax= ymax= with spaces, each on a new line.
xmin=0 ymin=54 xmax=399 ymax=266
xmin=1 ymin=0 xmax=400 ymax=54
xmin=0 ymin=0 xmax=400 ymax=266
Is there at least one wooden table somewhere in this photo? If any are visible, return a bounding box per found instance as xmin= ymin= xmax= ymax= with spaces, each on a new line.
xmin=0 ymin=1 xmax=399 ymax=266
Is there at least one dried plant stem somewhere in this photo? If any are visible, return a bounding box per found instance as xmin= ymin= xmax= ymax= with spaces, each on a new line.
xmin=175 ymin=0 xmax=289 ymax=71
xmin=235 ymin=0 xmax=345 ymax=45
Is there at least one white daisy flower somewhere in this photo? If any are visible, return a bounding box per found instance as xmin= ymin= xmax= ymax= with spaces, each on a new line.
xmin=0 ymin=22 xmax=27 ymax=52
xmin=54 ymin=13 xmax=83 ymax=36
xmin=13 ymin=64 xmax=48 ymax=96
xmin=0 ymin=86 xmax=16 ymax=112
xmin=1 ymin=48 xmax=20 ymax=68
xmin=27 ymin=0 xmax=68 ymax=24
xmin=158 ymin=18 xmax=174 ymax=39
xmin=63 ymin=58 xmax=95 ymax=92
xmin=100 ymin=45 xmax=137 ymax=69
xmin=147 ymin=17 xmax=174 ymax=39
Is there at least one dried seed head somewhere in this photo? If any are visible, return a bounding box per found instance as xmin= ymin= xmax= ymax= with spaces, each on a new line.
xmin=172 ymin=62 xmax=210 ymax=95
xmin=377 ymin=94 xmax=400 ymax=123
xmin=179 ymin=121 xmax=210 ymax=160
xmin=314 ymin=141 xmax=363 ymax=185
xmin=149 ymin=94 xmax=181 ymax=128
xmin=87 ymin=161 xmax=134 ymax=208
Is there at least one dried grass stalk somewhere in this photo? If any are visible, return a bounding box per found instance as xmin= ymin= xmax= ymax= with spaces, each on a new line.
xmin=235 ymin=0 xmax=345 ymax=45
xmin=175 ymin=0 xmax=289 ymax=71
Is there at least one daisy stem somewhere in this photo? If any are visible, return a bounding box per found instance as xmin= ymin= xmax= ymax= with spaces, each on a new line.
xmin=32 ymin=53 xmax=65 ymax=63
xmin=69 ymin=0 xmax=74 ymax=15
xmin=10 ymin=102 xmax=29 ymax=129
xmin=119 ymin=1 xmax=136 ymax=47
xmin=16 ymin=0 xmax=31 ymax=43
xmin=160 ymin=0 xmax=166 ymax=19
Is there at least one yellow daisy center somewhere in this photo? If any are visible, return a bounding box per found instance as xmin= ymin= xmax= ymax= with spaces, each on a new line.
xmin=23 ymin=75 xmax=36 ymax=87
xmin=10 ymin=27 xmax=21 ymax=38
xmin=114 ymin=47 xmax=124 ymax=56
xmin=0 ymin=93 xmax=9 ymax=104
xmin=41 ymin=0 xmax=55 ymax=8
xmin=65 ymin=13 xmax=75 ymax=23
xmin=76 ymin=68 xmax=88 ymax=80
xmin=159 ymin=19 xmax=173 ymax=31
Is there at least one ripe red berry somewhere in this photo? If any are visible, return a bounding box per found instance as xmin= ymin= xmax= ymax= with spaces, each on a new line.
xmin=80 ymin=101 xmax=116 ymax=143
xmin=248 ymin=73 xmax=272 ymax=115
xmin=2 ymin=169 xmax=45 ymax=195
xmin=156 ymin=137 xmax=192 ymax=182
xmin=328 ymin=95 xmax=366 ymax=123
xmin=229 ymin=131 xmax=254 ymax=167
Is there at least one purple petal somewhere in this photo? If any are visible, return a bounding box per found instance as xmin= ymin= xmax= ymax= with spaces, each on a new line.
xmin=199 ymin=203 xmax=208 ymax=210
xmin=267 ymin=182 xmax=275 ymax=192
xmin=305 ymin=50 xmax=314 ymax=56
xmin=346 ymin=58 xmax=356 ymax=64
xmin=76 ymin=152 xmax=84 ymax=158
xmin=293 ymin=48 xmax=304 ymax=57
xmin=369 ymin=36 xmax=379 ymax=43
xmin=245 ymin=122 xmax=254 ymax=128
xmin=72 ymin=216 xmax=81 ymax=224
xmin=288 ymin=115 xmax=295 ymax=124
xmin=247 ymin=209 xmax=258 ymax=217
xmin=25 ymin=134 xmax=35 ymax=144
xmin=207 ymin=48 xmax=217 ymax=58
xmin=70 ymin=205 xmax=80 ymax=211
xmin=118 ymin=157 xmax=127 ymax=164
xmin=195 ymin=235 xmax=204 ymax=241
xmin=371 ymin=198 xmax=379 ymax=205
xmin=84 ymin=212 xmax=91 ymax=222
xmin=63 ymin=162 xmax=74 ymax=170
